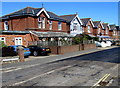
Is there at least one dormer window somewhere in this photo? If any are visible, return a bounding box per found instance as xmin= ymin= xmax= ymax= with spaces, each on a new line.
xmin=4 ymin=21 xmax=9 ymax=30
xmin=58 ymin=22 xmax=62 ymax=30
xmin=88 ymin=25 xmax=91 ymax=33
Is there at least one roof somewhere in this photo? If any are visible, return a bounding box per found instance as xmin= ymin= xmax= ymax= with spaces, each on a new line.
xmin=30 ymin=31 xmax=74 ymax=37
xmin=102 ymin=23 xmax=108 ymax=29
xmin=1 ymin=7 xmax=66 ymax=22
xmin=116 ymin=26 xmax=120 ymax=31
xmin=109 ymin=24 xmax=116 ymax=30
xmin=47 ymin=11 xmax=66 ymax=22
xmin=0 ymin=30 xmax=29 ymax=34
xmin=93 ymin=21 xmax=101 ymax=28
xmin=80 ymin=18 xmax=91 ymax=26
xmin=1 ymin=7 xmax=41 ymax=20
xmin=60 ymin=14 xmax=77 ymax=23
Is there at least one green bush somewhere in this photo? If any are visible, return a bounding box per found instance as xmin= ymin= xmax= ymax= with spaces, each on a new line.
xmin=73 ymin=37 xmax=83 ymax=44
xmin=0 ymin=41 xmax=7 ymax=48
xmin=92 ymin=37 xmax=99 ymax=41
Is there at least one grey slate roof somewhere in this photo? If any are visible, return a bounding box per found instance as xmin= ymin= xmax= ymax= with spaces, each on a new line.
xmin=93 ymin=21 xmax=101 ymax=28
xmin=1 ymin=7 xmax=66 ymax=22
xmin=80 ymin=18 xmax=91 ymax=26
xmin=109 ymin=24 xmax=117 ymax=30
xmin=60 ymin=14 xmax=77 ymax=23
xmin=102 ymin=23 xmax=108 ymax=29
xmin=116 ymin=26 xmax=120 ymax=31
xmin=47 ymin=11 xmax=67 ymax=22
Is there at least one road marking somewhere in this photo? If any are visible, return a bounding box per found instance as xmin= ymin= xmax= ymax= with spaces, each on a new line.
xmin=2 ymin=63 xmax=41 ymax=73
xmin=91 ymin=74 xmax=110 ymax=88
xmin=11 ymin=65 xmax=73 ymax=86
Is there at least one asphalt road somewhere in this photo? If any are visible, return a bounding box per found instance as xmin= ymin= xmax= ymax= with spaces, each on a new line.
xmin=1 ymin=47 xmax=120 ymax=87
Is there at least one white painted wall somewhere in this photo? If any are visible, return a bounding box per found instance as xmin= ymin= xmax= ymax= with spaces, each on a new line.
xmin=70 ymin=17 xmax=83 ymax=36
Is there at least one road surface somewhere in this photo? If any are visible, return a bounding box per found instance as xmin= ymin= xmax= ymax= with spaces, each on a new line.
xmin=1 ymin=47 xmax=120 ymax=87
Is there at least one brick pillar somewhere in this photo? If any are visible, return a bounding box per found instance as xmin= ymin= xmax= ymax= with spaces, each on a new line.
xmin=18 ymin=46 xmax=24 ymax=62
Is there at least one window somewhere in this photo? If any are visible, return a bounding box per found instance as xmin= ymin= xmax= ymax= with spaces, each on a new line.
xmin=98 ymin=28 xmax=100 ymax=34
xmin=42 ymin=17 xmax=45 ymax=29
xmin=15 ymin=37 xmax=22 ymax=45
xmin=73 ymin=23 xmax=77 ymax=31
xmin=106 ymin=29 xmax=108 ymax=34
xmin=102 ymin=30 xmax=104 ymax=34
xmin=88 ymin=26 xmax=91 ymax=33
xmin=4 ymin=21 xmax=9 ymax=30
xmin=113 ymin=30 xmax=116 ymax=35
xmin=38 ymin=17 xmax=42 ymax=28
xmin=58 ymin=22 xmax=62 ymax=30
xmin=49 ymin=20 xmax=52 ymax=30
xmin=0 ymin=37 xmax=5 ymax=43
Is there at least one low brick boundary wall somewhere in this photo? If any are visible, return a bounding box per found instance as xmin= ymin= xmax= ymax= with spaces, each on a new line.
xmin=48 ymin=44 xmax=96 ymax=55
xmin=83 ymin=44 xmax=96 ymax=50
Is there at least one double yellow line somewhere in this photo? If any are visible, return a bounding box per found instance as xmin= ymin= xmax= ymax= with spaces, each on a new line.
xmin=91 ymin=74 xmax=110 ymax=88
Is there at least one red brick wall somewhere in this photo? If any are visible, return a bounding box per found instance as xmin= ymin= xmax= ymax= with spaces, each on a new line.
xmin=1 ymin=11 xmax=69 ymax=33
xmin=93 ymin=25 xmax=102 ymax=36
xmin=82 ymin=21 xmax=94 ymax=35
xmin=48 ymin=44 xmax=96 ymax=55
xmin=0 ymin=34 xmax=39 ymax=47
xmin=109 ymin=30 xmax=113 ymax=37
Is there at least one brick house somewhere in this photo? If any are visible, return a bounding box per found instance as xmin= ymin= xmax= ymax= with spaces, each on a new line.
xmin=60 ymin=14 xmax=83 ymax=36
xmin=116 ymin=26 xmax=120 ymax=40
xmin=109 ymin=24 xmax=120 ymax=40
xmin=80 ymin=18 xmax=95 ymax=37
xmin=102 ymin=23 xmax=110 ymax=36
xmin=92 ymin=21 xmax=104 ymax=37
xmin=0 ymin=7 xmax=73 ymax=46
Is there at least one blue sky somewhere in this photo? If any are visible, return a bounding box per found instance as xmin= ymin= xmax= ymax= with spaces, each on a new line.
xmin=1 ymin=2 xmax=119 ymax=26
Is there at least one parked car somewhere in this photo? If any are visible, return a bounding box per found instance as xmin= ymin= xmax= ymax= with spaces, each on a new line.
xmin=95 ymin=41 xmax=101 ymax=47
xmin=105 ymin=40 xmax=112 ymax=47
xmin=8 ymin=45 xmax=31 ymax=57
xmin=28 ymin=45 xmax=51 ymax=56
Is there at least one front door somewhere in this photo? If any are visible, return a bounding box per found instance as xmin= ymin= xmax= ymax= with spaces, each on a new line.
xmin=15 ymin=37 xmax=22 ymax=45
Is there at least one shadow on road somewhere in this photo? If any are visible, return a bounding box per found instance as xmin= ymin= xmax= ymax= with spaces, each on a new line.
xmin=50 ymin=47 xmax=120 ymax=64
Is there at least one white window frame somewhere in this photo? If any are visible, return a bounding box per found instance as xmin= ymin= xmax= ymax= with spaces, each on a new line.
xmin=113 ymin=30 xmax=116 ymax=35
xmin=42 ymin=17 xmax=45 ymax=29
xmin=0 ymin=37 xmax=6 ymax=44
xmin=88 ymin=25 xmax=91 ymax=33
xmin=58 ymin=22 xmax=62 ymax=30
xmin=38 ymin=17 xmax=42 ymax=28
xmin=49 ymin=20 xmax=52 ymax=30
xmin=102 ymin=30 xmax=104 ymax=35
xmin=106 ymin=29 xmax=108 ymax=34
xmin=98 ymin=28 xmax=100 ymax=34
xmin=15 ymin=37 xmax=22 ymax=45
xmin=4 ymin=21 xmax=9 ymax=30
xmin=73 ymin=23 xmax=77 ymax=31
